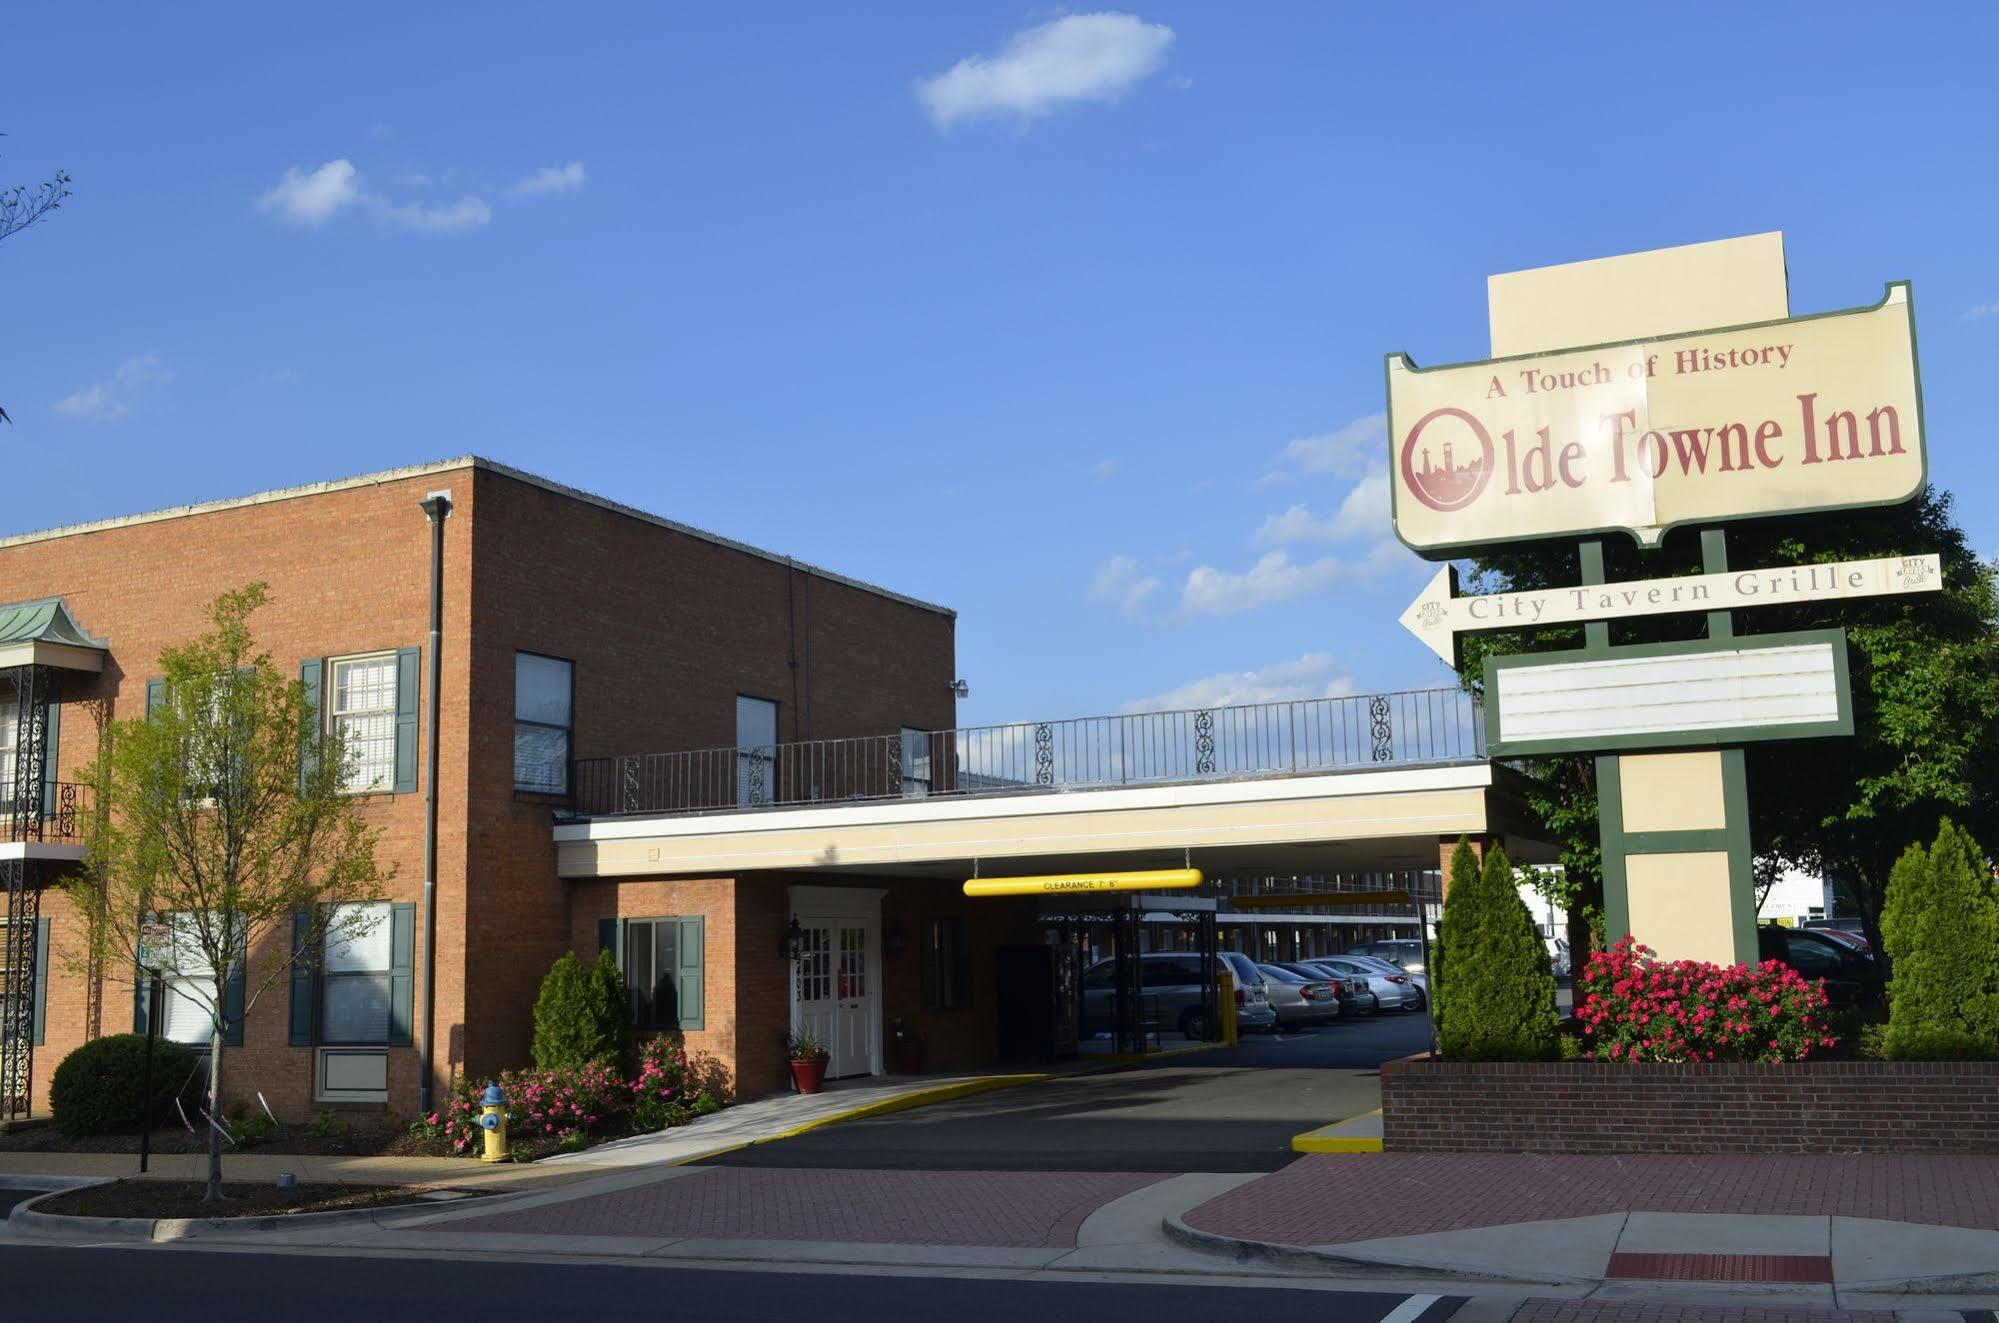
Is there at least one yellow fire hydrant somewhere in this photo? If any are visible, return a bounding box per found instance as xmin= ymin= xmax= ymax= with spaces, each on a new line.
xmin=478 ymin=1083 xmax=509 ymax=1163
xmin=1217 ymin=967 xmax=1238 ymax=1047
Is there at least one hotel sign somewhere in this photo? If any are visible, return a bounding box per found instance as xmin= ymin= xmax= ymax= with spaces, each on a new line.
xmin=1386 ymin=284 xmax=1925 ymax=555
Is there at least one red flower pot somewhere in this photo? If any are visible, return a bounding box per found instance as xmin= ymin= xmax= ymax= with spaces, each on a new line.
xmin=790 ymin=1058 xmax=829 ymax=1095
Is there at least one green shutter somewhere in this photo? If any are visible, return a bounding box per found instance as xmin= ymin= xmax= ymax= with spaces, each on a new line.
xmin=393 ymin=648 xmax=420 ymax=794
xmin=387 ymin=902 xmax=415 ymax=1045
xmin=31 ymin=917 xmax=50 ymax=1046
xmin=40 ymin=698 xmax=58 ymax=819
xmin=222 ymin=931 xmax=246 ymax=1048
xmin=145 ymin=677 xmax=165 ymax=718
xmin=289 ymin=909 xmax=317 ymax=1046
xmin=598 ymin=917 xmax=627 ymax=971
xmin=299 ymin=659 xmax=323 ymax=794
xmin=676 ymin=916 xmax=704 ymax=1031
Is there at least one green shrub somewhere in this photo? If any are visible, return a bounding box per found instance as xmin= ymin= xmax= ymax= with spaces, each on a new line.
xmin=1434 ymin=838 xmax=1559 ymax=1061
xmin=532 ymin=949 xmax=633 ymax=1070
xmin=1880 ymin=818 xmax=1999 ymax=1060
xmin=227 ymin=1111 xmax=278 ymax=1147
xmin=48 ymin=1033 xmax=203 ymax=1139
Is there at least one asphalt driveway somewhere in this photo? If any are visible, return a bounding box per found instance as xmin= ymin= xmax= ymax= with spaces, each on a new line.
xmin=705 ymin=1008 xmax=1429 ymax=1173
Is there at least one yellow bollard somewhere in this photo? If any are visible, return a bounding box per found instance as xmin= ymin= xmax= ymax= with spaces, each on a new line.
xmin=1217 ymin=967 xmax=1238 ymax=1046
xmin=478 ymin=1083 xmax=510 ymax=1163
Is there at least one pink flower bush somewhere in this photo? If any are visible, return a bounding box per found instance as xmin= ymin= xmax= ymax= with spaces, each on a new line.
xmin=1573 ymin=936 xmax=1835 ymax=1064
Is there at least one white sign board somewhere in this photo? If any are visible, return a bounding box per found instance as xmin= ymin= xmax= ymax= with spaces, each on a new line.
xmin=1486 ymin=633 xmax=1851 ymax=755
xmin=1402 ymin=553 xmax=1941 ymax=664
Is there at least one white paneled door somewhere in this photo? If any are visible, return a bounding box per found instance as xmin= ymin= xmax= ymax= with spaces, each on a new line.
xmin=789 ymin=886 xmax=883 ymax=1079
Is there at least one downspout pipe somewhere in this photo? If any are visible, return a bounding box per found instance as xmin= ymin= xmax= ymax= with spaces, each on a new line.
xmin=416 ymin=491 xmax=452 ymax=1113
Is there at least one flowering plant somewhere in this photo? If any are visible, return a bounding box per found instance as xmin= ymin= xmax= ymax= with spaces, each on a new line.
xmin=419 ymin=1063 xmax=630 ymax=1156
xmin=1573 ymin=936 xmax=1837 ymax=1064
xmin=631 ymin=1033 xmax=694 ymax=1132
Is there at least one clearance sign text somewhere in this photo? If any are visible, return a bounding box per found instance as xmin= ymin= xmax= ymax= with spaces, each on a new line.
xmin=1386 ymin=284 xmax=1924 ymax=553
xmin=963 ymin=868 xmax=1203 ymax=898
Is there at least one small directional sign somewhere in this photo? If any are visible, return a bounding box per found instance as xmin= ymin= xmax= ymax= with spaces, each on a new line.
xmin=1401 ymin=553 xmax=1943 ymax=664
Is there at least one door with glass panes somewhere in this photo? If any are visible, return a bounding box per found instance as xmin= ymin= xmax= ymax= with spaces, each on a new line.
xmin=792 ymin=907 xmax=879 ymax=1078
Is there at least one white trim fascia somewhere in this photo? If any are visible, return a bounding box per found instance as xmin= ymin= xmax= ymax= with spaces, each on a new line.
xmin=556 ymin=762 xmax=1496 ymax=843
xmin=786 ymin=884 xmax=888 ymax=916
xmin=0 ymin=641 xmax=106 ymax=672
xmin=0 ymin=843 xmax=85 ymax=862
xmin=0 ymin=456 xmax=954 ymax=620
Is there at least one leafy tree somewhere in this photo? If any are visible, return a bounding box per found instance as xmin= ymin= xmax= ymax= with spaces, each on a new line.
xmin=1434 ymin=838 xmax=1558 ymax=1060
xmin=1 ymin=139 xmax=72 ymax=424
xmin=62 ymin=584 xmax=388 ymax=1201
xmin=532 ymin=949 xmax=632 ymax=1070
xmin=1879 ymin=819 xmax=1999 ymax=1059
xmin=1456 ymin=488 xmax=1999 ymax=969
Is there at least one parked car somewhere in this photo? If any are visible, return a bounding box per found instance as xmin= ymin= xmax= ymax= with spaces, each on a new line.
xmin=1257 ymin=963 xmax=1341 ymax=1027
xmin=1341 ymin=952 xmax=1428 ymax=1009
xmin=1347 ymin=938 xmax=1428 ymax=976
xmin=1285 ymin=961 xmax=1380 ymax=1016
xmin=1313 ymin=956 xmax=1420 ymax=1012
xmin=1757 ymin=924 xmax=1883 ymax=1009
xmin=1080 ymin=950 xmax=1277 ymax=1041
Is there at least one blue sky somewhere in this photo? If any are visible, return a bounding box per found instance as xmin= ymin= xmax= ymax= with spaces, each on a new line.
xmin=7 ymin=5 xmax=1998 ymax=729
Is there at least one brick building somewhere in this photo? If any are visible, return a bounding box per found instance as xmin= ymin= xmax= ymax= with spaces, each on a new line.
xmin=0 ymin=457 xmax=959 ymax=1117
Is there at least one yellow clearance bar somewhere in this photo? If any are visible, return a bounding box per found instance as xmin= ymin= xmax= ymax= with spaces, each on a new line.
xmin=963 ymin=868 xmax=1203 ymax=898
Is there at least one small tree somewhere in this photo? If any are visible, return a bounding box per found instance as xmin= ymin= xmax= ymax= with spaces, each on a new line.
xmin=1434 ymin=838 xmax=1558 ymax=1061
xmin=63 ymin=584 xmax=388 ymax=1201
xmin=1879 ymin=819 xmax=1999 ymax=1060
xmin=532 ymin=949 xmax=632 ymax=1070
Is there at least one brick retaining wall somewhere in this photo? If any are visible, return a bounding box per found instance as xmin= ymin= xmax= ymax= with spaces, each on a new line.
xmin=1381 ymin=1057 xmax=1999 ymax=1154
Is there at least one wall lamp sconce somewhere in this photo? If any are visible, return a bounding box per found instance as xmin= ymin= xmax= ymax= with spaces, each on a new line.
xmin=884 ymin=920 xmax=907 ymax=959
xmin=948 ymin=679 xmax=970 ymax=699
xmin=780 ymin=916 xmax=804 ymax=962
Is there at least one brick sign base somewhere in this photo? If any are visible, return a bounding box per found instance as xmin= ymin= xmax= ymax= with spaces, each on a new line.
xmin=1380 ymin=1057 xmax=1999 ymax=1154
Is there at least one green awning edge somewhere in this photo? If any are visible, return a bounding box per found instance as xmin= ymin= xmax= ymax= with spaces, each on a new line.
xmin=0 ymin=597 xmax=108 ymax=651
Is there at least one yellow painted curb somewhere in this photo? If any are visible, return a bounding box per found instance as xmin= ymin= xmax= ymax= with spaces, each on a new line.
xmin=1291 ymin=1108 xmax=1384 ymax=1154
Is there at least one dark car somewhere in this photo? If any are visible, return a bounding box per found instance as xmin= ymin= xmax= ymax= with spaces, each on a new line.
xmin=1757 ymin=924 xmax=1883 ymax=1008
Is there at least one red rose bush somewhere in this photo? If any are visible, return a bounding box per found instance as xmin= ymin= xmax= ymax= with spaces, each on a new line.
xmin=1574 ymin=936 xmax=1837 ymax=1064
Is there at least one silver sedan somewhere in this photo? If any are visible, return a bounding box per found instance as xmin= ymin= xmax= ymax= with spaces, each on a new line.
xmin=1306 ymin=956 xmax=1422 ymax=1012
xmin=1256 ymin=964 xmax=1342 ymax=1027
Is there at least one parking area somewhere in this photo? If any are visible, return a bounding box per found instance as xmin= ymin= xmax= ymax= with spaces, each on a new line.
xmin=706 ymin=1008 xmax=1430 ymax=1173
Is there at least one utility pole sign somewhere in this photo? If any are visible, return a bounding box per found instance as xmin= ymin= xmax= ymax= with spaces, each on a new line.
xmin=1400 ymin=553 xmax=1943 ymax=664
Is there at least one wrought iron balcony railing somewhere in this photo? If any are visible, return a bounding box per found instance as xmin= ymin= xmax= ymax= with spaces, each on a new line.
xmin=4 ymin=781 xmax=92 ymax=845
xmin=570 ymin=687 xmax=1484 ymax=819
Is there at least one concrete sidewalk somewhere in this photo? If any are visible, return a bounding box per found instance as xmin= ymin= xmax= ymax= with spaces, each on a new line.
xmin=1173 ymin=1153 xmax=1999 ymax=1305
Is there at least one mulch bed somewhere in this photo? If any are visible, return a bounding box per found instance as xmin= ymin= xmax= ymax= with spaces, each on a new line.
xmin=33 ymin=1179 xmax=456 ymax=1220
xmin=0 ymin=1122 xmax=455 ymax=1159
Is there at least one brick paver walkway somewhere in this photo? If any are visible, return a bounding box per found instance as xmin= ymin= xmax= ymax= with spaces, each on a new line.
xmin=1513 ymin=1303 xmax=1894 ymax=1323
xmin=435 ymin=1167 xmax=1167 ymax=1247
xmin=1184 ymin=1153 xmax=1999 ymax=1246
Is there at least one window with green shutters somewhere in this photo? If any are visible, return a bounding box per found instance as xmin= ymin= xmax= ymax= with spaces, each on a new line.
xmin=298 ymin=647 xmax=419 ymax=796
xmin=600 ymin=915 xmax=704 ymax=1032
xmin=285 ymin=902 xmax=415 ymax=1048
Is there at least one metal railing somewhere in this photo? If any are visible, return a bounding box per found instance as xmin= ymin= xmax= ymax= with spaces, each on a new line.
xmin=3 ymin=781 xmax=91 ymax=846
xmin=570 ymin=687 xmax=1484 ymax=819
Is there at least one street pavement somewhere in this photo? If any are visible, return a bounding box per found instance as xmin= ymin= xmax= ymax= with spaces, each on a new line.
xmin=705 ymin=1010 xmax=1428 ymax=1172
xmin=0 ymin=1244 xmax=1441 ymax=1323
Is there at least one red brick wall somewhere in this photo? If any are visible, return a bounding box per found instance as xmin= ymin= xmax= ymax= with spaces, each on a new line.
xmin=2 ymin=467 xmax=474 ymax=1117
xmin=461 ymin=467 xmax=956 ymax=1079
xmin=1381 ymin=1057 xmax=1999 ymax=1154
xmin=6 ymin=459 xmax=955 ymax=1116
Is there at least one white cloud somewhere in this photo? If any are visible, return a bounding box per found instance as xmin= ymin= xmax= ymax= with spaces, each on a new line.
xmin=1966 ymin=302 xmax=1999 ymax=321
xmin=369 ymin=121 xmax=395 ymax=140
xmin=1090 ymin=553 xmax=1160 ymax=618
xmin=376 ymin=196 xmax=493 ymax=233
xmin=1256 ymin=469 xmax=1391 ymax=545
xmin=1181 ymin=550 xmax=1345 ymax=616
xmin=513 ymin=162 xmax=587 ymax=196
xmin=1269 ymin=412 xmax=1387 ymax=478
xmin=1123 ymin=652 xmax=1356 ymax=713
xmin=54 ymin=352 xmax=171 ymax=421
xmin=917 ymin=13 xmax=1174 ymax=128
xmin=1091 ymin=457 xmax=1119 ymax=479
xmin=258 ymin=159 xmax=363 ymax=225
xmin=257 ymin=159 xmax=492 ymax=234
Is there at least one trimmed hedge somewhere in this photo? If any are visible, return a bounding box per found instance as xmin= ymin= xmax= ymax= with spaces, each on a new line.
xmin=1434 ymin=837 xmax=1558 ymax=1061
xmin=531 ymin=949 xmax=633 ymax=1071
xmin=1880 ymin=818 xmax=1999 ymax=1060
xmin=49 ymin=1033 xmax=203 ymax=1139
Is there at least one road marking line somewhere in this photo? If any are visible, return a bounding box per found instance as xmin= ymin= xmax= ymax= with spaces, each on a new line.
xmin=1377 ymin=1293 xmax=1441 ymax=1323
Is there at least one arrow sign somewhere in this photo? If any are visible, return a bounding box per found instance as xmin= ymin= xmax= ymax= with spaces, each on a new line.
xmin=1401 ymin=553 xmax=1944 ymax=664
